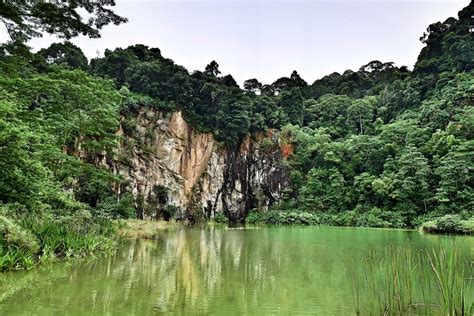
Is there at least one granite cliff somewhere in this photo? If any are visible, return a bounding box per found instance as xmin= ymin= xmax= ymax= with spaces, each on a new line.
xmin=110 ymin=109 xmax=291 ymax=223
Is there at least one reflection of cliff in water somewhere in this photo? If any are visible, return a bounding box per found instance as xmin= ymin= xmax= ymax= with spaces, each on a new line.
xmin=1 ymin=227 xmax=470 ymax=315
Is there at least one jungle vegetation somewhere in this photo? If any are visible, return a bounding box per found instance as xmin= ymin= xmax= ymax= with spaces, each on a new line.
xmin=0 ymin=1 xmax=472 ymax=270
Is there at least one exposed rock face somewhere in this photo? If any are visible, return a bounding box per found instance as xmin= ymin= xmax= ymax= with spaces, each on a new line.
xmin=113 ymin=109 xmax=290 ymax=223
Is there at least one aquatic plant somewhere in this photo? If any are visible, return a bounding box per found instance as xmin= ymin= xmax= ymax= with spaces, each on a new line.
xmin=346 ymin=241 xmax=473 ymax=315
xmin=0 ymin=216 xmax=116 ymax=271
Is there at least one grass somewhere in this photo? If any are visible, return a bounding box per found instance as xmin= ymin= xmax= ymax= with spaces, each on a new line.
xmin=116 ymin=219 xmax=178 ymax=239
xmin=1 ymin=215 xmax=116 ymax=272
xmin=346 ymin=241 xmax=473 ymax=315
xmin=1 ymin=217 xmax=180 ymax=272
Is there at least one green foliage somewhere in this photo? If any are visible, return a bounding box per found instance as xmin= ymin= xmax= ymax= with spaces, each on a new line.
xmin=35 ymin=42 xmax=88 ymax=70
xmin=213 ymin=212 xmax=228 ymax=224
xmin=0 ymin=1 xmax=471 ymax=271
xmin=96 ymin=193 xmax=135 ymax=219
xmin=246 ymin=208 xmax=405 ymax=228
xmin=246 ymin=210 xmax=320 ymax=225
xmin=0 ymin=0 xmax=127 ymax=42
xmin=421 ymin=215 xmax=474 ymax=234
xmin=0 ymin=54 xmax=126 ymax=270
xmin=346 ymin=242 xmax=472 ymax=315
xmin=162 ymin=205 xmax=179 ymax=221
xmin=0 ymin=0 xmax=129 ymax=272
xmin=0 ymin=210 xmax=116 ymax=271
xmin=0 ymin=213 xmax=40 ymax=254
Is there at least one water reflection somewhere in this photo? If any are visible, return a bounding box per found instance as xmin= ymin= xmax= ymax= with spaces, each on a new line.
xmin=0 ymin=227 xmax=471 ymax=315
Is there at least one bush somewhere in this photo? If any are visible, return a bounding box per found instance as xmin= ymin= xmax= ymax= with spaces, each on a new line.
xmin=122 ymin=117 xmax=137 ymax=136
xmin=436 ymin=215 xmax=462 ymax=232
xmin=162 ymin=205 xmax=178 ymax=221
xmin=213 ymin=212 xmax=228 ymax=224
xmin=0 ymin=214 xmax=39 ymax=254
xmin=459 ymin=218 xmax=474 ymax=234
xmin=258 ymin=138 xmax=275 ymax=153
xmin=246 ymin=208 xmax=406 ymax=228
xmin=96 ymin=193 xmax=136 ymax=219
xmin=0 ymin=209 xmax=117 ymax=271
xmin=246 ymin=210 xmax=320 ymax=226
xmin=355 ymin=208 xmax=406 ymax=228
xmin=421 ymin=215 xmax=473 ymax=234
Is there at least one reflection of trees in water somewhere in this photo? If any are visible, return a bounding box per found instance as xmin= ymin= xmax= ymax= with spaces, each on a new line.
xmin=0 ymin=227 xmax=351 ymax=314
xmin=2 ymin=228 xmax=470 ymax=315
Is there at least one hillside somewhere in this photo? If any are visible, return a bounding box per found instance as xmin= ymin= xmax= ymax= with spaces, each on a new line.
xmin=0 ymin=2 xmax=472 ymax=270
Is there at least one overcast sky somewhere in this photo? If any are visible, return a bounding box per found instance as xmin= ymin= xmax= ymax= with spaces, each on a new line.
xmin=3 ymin=0 xmax=470 ymax=85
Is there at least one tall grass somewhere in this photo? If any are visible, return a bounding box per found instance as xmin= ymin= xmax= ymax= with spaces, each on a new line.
xmin=1 ymin=217 xmax=116 ymax=271
xmin=428 ymin=244 xmax=471 ymax=315
xmin=346 ymin=241 xmax=473 ymax=315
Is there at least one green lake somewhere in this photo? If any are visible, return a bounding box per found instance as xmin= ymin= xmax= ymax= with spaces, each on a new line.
xmin=0 ymin=226 xmax=472 ymax=315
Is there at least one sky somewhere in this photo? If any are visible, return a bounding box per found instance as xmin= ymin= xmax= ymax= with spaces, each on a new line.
xmin=2 ymin=0 xmax=470 ymax=85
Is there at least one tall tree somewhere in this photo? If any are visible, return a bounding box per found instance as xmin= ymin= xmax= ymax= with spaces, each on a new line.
xmin=243 ymin=78 xmax=262 ymax=94
xmin=347 ymin=96 xmax=376 ymax=135
xmin=204 ymin=60 xmax=221 ymax=77
xmin=0 ymin=0 xmax=127 ymax=42
xmin=36 ymin=41 xmax=88 ymax=70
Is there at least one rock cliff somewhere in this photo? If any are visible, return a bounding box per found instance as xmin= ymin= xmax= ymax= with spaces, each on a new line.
xmin=112 ymin=109 xmax=290 ymax=223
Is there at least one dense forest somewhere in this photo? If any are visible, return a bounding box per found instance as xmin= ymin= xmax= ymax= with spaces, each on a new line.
xmin=0 ymin=1 xmax=472 ymax=270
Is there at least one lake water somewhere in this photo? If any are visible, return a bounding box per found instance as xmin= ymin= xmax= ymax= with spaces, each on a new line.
xmin=0 ymin=226 xmax=472 ymax=315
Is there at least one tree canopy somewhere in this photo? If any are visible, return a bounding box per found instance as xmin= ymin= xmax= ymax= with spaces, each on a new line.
xmin=0 ymin=0 xmax=127 ymax=42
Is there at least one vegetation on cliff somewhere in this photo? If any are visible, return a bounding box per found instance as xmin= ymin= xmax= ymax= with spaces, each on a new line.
xmin=87 ymin=3 xmax=473 ymax=230
xmin=0 ymin=0 xmax=473 ymax=270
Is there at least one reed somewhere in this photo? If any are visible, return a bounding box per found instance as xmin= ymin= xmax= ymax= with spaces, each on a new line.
xmin=346 ymin=241 xmax=472 ymax=315
xmin=427 ymin=242 xmax=472 ymax=315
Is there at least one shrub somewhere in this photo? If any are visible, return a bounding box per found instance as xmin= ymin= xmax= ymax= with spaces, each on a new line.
xmin=420 ymin=214 xmax=473 ymax=234
xmin=96 ymin=193 xmax=136 ymax=219
xmin=246 ymin=208 xmax=407 ymax=228
xmin=246 ymin=209 xmax=320 ymax=226
xmin=122 ymin=117 xmax=137 ymax=136
xmin=459 ymin=218 xmax=474 ymax=234
xmin=355 ymin=208 xmax=406 ymax=228
xmin=213 ymin=212 xmax=228 ymax=224
xmin=258 ymin=138 xmax=275 ymax=153
xmin=436 ymin=215 xmax=462 ymax=232
xmin=162 ymin=205 xmax=178 ymax=221
xmin=0 ymin=214 xmax=39 ymax=253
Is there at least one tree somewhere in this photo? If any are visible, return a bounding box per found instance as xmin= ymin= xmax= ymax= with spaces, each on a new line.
xmin=278 ymin=88 xmax=304 ymax=126
xmin=90 ymin=48 xmax=139 ymax=87
xmin=216 ymin=99 xmax=250 ymax=144
xmin=381 ymin=146 xmax=431 ymax=223
xmin=243 ymin=78 xmax=262 ymax=94
xmin=36 ymin=41 xmax=88 ymax=70
xmin=347 ymin=96 xmax=376 ymax=135
xmin=272 ymin=70 xmax=307 ymax=93
xmin=124 ymin=61 xmax=193 ymax=105
xmin=220 ymin=74 xmax=238 ymax=88
xmin=377 ymin=79 xmax=420 ymax=122
xmin=304 ymin=94 xmax=352 ymax=137
xmin=204 ymin=60 xmax=221 ymax=77
xmin=301 ymin=167 xmax=347 ymax=213
xmin=415 ymin=2 xmax=473 ymax=79
xmin=0 ymin=0 xmax=127 ymax=42
xmin=434 ymin=143 xmax=473 ymax=214
xmin=0 ymin=97 xmax=49 ymax=208
xmin=290 ymin=70 xmax=307 ymax=88
xmin=359 ymin=60 xmax=394 ymax=73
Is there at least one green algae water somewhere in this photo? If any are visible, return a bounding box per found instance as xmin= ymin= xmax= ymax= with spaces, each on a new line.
xmin=0 ymin=226 xmax=472 ymax=315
